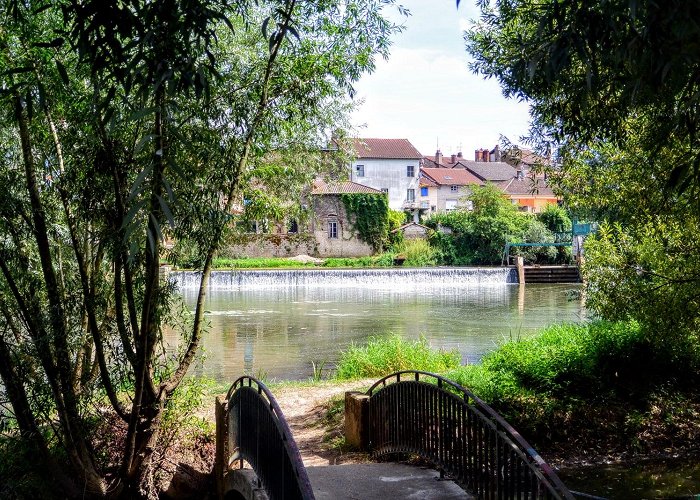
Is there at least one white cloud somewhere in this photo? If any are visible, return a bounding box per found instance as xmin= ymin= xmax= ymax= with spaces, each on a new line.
xmin=351 ymin=44 xmax=531 ymax=155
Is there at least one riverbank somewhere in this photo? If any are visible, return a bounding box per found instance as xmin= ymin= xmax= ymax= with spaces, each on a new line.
xmin=193 ymin=378 xmax=700 ymax=499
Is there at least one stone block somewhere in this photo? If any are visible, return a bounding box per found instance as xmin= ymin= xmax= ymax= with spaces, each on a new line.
xmin=344 ymin=391 xmax=369 ymax=451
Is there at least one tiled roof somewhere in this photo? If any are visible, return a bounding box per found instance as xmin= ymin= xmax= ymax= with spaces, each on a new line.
xmin=311 ymin=180 xmax=383 ymax=195
xmin=421 ymin=168 xmax=482 ymax=186
xmin=461 ymin=161 xmax=517 ymax=181
xmin=503 ymin=147 xmax=551 ymax=168
xmin=419 ymin=176 xmax=438 ymax=187
xmin=497 ymin=176 xmax=556 ymax=197
xmin=352 ymin=138 xmax=423 ymax=159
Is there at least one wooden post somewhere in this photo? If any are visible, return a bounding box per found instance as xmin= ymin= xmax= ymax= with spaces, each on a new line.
xmin=516 ymin=255 xmax=525 ymax=284
xmin=344 ymin=391 xmax=370 ymax=450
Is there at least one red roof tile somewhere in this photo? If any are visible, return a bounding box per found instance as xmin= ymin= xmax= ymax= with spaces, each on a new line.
xmin=421 ymin=168 xmax=483 ymax=186
xmin=312 ymin=180 xmax=384 ymax=195
xmin=351 ymin=138 xmax=423 ymax=159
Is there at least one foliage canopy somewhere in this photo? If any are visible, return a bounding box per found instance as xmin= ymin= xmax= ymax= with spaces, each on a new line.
xmin=0 ymin=0 xmax=402 ymax=497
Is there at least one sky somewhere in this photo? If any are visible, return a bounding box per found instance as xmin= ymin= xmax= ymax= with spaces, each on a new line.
xmin=350 ymin=0 xmax=532 ymax=158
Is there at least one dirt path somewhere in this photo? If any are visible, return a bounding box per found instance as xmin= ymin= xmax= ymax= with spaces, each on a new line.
xmin=270 ymin=380 xmax=375 ymax=467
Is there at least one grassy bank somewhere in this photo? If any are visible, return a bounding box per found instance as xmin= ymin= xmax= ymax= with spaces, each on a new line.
xmin=329 ymin=323 xmax=700 ymax=461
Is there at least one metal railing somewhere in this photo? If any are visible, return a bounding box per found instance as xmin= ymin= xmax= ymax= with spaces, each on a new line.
xmin=367 ymin=371 xmax=574 ymax=499
xmin=225 ymin=376 xmax=314 ymax=500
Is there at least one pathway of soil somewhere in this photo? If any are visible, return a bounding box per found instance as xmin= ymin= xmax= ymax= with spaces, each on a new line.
xmin=271 ymin=380 xmax=375 ymax=466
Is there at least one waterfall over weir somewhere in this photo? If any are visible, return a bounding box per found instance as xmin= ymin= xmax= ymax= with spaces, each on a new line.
xmin=170 ymin=267 xmax=518 ymax=290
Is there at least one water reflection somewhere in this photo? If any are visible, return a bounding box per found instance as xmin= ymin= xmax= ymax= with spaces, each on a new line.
xmin=166 ymin=283 xmax=584 ymax=382
xmin=558 ymin=458 xmax=700 ymax=499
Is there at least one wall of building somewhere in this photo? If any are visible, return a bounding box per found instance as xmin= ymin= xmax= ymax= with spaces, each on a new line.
xmin=219 ymin=194 xmax=375 ymax=258
xmin=311 ymin=194 xmax=375 ymax=257
xmin=426 ymin=185 xmax=474 ymax=212
xmin=350 ymin=158 xmax=421 ymax=210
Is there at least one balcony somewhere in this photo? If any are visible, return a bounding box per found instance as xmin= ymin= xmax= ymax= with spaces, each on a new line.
xmin=402 ymin=200 xmax=430 ymax=210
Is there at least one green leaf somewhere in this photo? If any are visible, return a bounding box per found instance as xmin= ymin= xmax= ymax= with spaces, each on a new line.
xmin=127 ymin=107 xmax=157 ymax=123
xmin=157 ymin=195 xmax=175 ymax=229
xmin=134 ymin=134 xmax=157 ymax=154
xmin=55 ymin=60 xmax=69 ymax=85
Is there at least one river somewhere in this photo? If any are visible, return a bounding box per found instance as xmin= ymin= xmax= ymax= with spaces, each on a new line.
xmin=168 ymin=268 xmax=585 ymax=382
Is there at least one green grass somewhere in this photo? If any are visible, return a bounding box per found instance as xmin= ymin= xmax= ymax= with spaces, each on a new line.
xmin=335 ymin=334 xmax=461 ymax=380
xmin=211 ymin=254 xmax=396 ymax=269
xmin=212 ymin=257 xmax=318 ymax=269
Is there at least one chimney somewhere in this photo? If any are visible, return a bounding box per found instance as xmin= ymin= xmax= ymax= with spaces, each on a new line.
xmin=475 ymin=149 xmax=481 ymax=162
xmin=435 ymin=149 xmax=443 ymax=166
xmin=482 ymin=149 xmax=489 ymax=162
xmin=451 ymin=154 xmax=456 ymax=164
xmin=457 ymin=151 xmax=463 ymax=159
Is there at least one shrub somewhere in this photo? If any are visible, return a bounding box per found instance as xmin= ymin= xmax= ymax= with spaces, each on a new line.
xmin=393 ymin=238 xmax=438 ymax=267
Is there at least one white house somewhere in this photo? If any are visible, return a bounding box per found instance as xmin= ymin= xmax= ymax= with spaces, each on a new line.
xmin=349 ymin=138 xmax=423 ymax=212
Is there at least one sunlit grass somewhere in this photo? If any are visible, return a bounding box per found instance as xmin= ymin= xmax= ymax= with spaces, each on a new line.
xmin=335 ymin=334 xmax=460 ymax=380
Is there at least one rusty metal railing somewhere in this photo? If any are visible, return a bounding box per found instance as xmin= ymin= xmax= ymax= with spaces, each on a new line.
xmin=225 ymin=376 xmax=314 ymax=500
xmin=367 ymin=370 xmax=574 ymax=499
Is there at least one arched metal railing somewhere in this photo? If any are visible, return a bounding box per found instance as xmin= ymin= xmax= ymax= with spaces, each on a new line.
xmin=225 ymin=375 xmax=314 ymax=500
xmin=367 ymin=370 xmax=574 ymax=499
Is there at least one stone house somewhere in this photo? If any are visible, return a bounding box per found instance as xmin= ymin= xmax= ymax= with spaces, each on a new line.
xmin=310 ymin=180 xmax=384 ymax=257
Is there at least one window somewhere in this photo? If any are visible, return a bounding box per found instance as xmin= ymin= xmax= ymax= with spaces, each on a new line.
xmin=328 ymin=220 xmax=338 ymax=239
xmin=355 ymin=164 xmax=365 ymax=177
xmin=406 ymin=189 xmax=415 ymax=202
xmin=450 ymin=185 xmax=459 ymax=192
xmin=420 ymin=186 xmax=428 ymax=196
xmin=406 ymin=165 xmax=414 ymax=177
xmin=445 ymin=199 xmax=457 ymax=211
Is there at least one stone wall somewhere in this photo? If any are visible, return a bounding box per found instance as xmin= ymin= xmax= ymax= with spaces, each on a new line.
xmin=219 ymin=233 xmax=318 ymax=258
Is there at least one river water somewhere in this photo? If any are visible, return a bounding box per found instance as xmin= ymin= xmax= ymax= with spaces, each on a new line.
xmin=169 ymin=269 xmax=585 ymax=382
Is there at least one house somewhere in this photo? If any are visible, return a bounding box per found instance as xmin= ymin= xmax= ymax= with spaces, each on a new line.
xmin=496 ymin=176 xmax=559 ymax=213
xmin=391 ymin=222 xmax=431 ymax=240
xmin=349 ymin=138 xmax=423 ymax=213
xmin=473 ymin=146 xmax=559 ymax=212
xmin=419 ymin=167 xmax=482 ymax=213
xmin=310 ymin=180 xmax=384 ymax=257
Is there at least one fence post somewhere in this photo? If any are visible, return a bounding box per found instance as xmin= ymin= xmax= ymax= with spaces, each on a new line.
xmin=215 ymin=395 xmax=229 ymax=499
xmin=344 ymin=391 xmax=370 ymax=450
xmin=516 ymin=255 xmax=525 ymax=284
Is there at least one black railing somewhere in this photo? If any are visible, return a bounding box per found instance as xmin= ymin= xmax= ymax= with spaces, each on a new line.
xmin=367 ymin=371 xmax=574 ymax=499
xmin=225 ymin=376 xmax=314 ymax=500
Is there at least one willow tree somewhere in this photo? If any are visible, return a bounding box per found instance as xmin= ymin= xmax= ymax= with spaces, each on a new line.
xmin=0 ymin=0 xmax=401 ymax=497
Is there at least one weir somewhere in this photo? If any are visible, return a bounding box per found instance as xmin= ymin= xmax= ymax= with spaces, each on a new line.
xmin=170 ymin=267 xmax=518 ymax=290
